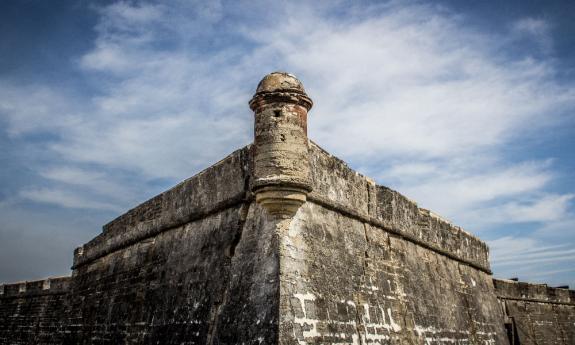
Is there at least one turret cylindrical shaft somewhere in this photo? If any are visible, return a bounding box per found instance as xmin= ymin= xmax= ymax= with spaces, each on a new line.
xmin=249 ymin=72 xmax=313 ymax=216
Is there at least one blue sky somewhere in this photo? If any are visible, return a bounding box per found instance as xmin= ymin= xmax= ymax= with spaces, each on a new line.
xmin=1 ymin=0 xmax=574 ymax=287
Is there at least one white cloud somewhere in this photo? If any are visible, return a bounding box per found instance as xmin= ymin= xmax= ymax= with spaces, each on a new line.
xmin=536 ymin=219 xmax=575 ymax=238
xmin=49 ymin=114 xmax=247 ymax=179
xmin=290 ymin=16 xmax=570 ymax=160
xmin=482 ymin=194 xmax=573 ymax=224
xmin=490 ymin=236 xmax=574 ymax=264
xmin=1 ymin=1 xmax=573 ymax=216
xmin=384 ymin=159 xmax=556 ymax=225
xmin=0 ymin=83 xmax=82 ymax=136
xmin=513 ymin=17 xmax=549 ymax=35
xmin=38 ymin=167 xmax=140 ymax=205
xmin=512 ymin=17 xmax=552 ymax=53
xmin=1 ymin=1 xmax=572 ymax=207
xmin=489 ymin=235 xmax=575 ymax=286
xmin=40 ymin=167 xmax=108 ymax=186
xmin=0 ymin=1 xmax=574 ymax=284
xmin=20 ymin=187 xmax=120 ymax=211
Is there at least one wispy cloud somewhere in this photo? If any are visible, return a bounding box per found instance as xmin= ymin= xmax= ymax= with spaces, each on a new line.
xmin=391 ymin=160 xmax=554 ymax=217
xmin=0 ymin=0 xmax=574 ymax=284
xmin=489 ymin=235 xmax=575 ymax=286
xmin=490 ymin=236 xmax=575 ymax=265
xmin=512 ymin=17 xmax=552 ymax=54
xmin=20 ymin=187 xmax=119 ymax=211
xmin=472 ymin=194 xmax=574 ymax=225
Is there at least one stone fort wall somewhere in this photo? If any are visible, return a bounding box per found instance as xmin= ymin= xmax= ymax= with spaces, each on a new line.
xmin=279 ymin=143 xmax=508 ymax=344
xmin=494 ymin=278 xmax=575 ymax=344
xmin=1 ymin=143 xmax=574 ymax=344
xmin=65 ymin=145 xmax=282 ymax=344
xmin=0 ymin=277 xmax=70 ymax=344
xmin=1 ymin=146 xmax=283 ymax=344
xmin=1 ymin=143 xmax=509 ymax=345
xmin=1 ymin=72 xmax=574 ymax=344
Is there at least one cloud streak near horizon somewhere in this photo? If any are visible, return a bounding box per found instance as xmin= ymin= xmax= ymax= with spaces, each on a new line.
xmin=1 ymin=0 xmax=574 ymax=287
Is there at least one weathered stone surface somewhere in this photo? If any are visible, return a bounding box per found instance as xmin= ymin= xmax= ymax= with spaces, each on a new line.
xmin=309 ymin=142 xmax=372 ymax=215
xmin=308 ymin=141 xmax=491 ymax=273
xmin=494 ymin=278 xmax=575 ymax=345
xmin=74 ymin=146 xmax=250 ymax=269
xmin=0 ymin=277 xmax=70 ymax=344
xmin=1 ymin=72 xmax=574 ymax=344
xmin=279 ymin=201 xmax=507 ymax=344
xmin=1 ymin=144 xmax=281 ymax=344
xmin=68 ymin=206 xmax=246 ymax=343
xmin=251 ymin=72 xmax=313 ymax=217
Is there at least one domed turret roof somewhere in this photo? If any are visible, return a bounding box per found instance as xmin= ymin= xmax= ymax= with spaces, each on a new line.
xmin=255 ymin=72 xmax=307 ymax=94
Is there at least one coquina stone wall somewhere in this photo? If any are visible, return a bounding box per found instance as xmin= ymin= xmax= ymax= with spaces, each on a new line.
xmin=1 ymin=72 xmax=574 ymax=344
xmin=0 ymin=277 xmax=70 ymax=344
xmin=1 ymin=146 xmax=284 ymax=344
xmin=279 ymin=143 xmax=508 ymax=344
xmin=494 ymin=279 xmax=575 ymax=345
xmin=64 ymin=145 xmax=282 ymax=344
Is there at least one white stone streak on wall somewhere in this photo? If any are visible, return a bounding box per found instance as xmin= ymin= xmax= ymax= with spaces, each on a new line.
xmin=292 ymin=292 xmax=402 ymax=345
xmin=413 ymin=324 xmax=498 ymax=345
xmin=386 ymin=308 xmax=401 ymax=332
xmin=292 ymin=293 xmax=321 ymax=342
xmin=414 ymin=325 xmax=469 ymax=345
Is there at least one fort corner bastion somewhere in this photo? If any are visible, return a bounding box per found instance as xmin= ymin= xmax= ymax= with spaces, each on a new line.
xmin=1 ymin=72 xmax=574 ymax=345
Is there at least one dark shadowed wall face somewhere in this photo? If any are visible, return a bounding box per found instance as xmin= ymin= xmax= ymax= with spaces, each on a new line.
xmin=0 ymin=146 xmax=281 ymax=344
xmin=0 ymin=277 xmax=70 ymax=344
